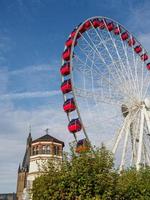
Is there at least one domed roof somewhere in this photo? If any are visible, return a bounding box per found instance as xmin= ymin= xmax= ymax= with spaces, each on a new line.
xmin=32 ymin=134 xmax=64 ymax=147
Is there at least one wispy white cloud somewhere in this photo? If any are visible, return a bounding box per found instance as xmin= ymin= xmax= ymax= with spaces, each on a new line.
xmin=0 ymin=90 xmax=60 ymax=100
xmin=9 ymin=64 xmax=52 ymax=75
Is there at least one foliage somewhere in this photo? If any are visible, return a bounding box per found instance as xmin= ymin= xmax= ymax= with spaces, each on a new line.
xmin=116 ymin=167 xmax=150 ymax=200
xmin=32 ymin=146 xmax=150 ymax=200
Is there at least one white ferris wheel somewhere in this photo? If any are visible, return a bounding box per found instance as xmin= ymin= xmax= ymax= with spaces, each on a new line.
xmin=60 ymin=16 xmax=150 ymax=171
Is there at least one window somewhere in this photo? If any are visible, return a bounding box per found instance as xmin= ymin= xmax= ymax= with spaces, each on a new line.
xmin=46 ymin=145 xmax=50 ymax=154
xmin=36 ymin=146 xmax=39 ymax=155
xmin=42 ymin=145 xmax=46 ymax=154
xmin=32 ymin=147 xmax=36 ymax=155
xmin=54 ymin=145 xmax=59 ymax=156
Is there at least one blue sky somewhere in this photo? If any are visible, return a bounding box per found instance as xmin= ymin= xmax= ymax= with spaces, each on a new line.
xmin=0 ymin=0 xmax=150 ymax=193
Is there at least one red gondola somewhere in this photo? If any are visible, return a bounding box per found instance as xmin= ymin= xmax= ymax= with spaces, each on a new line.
xmin=75 ymin=138 xmax=90 ymax=153
xmin=62 ymin=48 xmax=71 ymax=61
xmin=65 ymin=38 xmax=73 ymax=47
xmin=128 ymin=38 xmax=135 ymax=46
xmin=68 ymin=118 xmax=82 ymax=133
xmin=121 ymin=32 xmax=129 ymax=40
xmin=71 ymin=29 xmax=76 ymax=38
xmin=114 ymin=26 xmax=121 ymax=35
xmin=83 ymin=20 xmax=91 ymax=30
xmin=146 ymin=63 xmax=150 ymax=70
xmin=65 ymin=37 xmax=77 ymax=48
xmin=99 ymin=20 xmax=105 ymax=29
xmin=106 ymin=22 xmax=114 ymax=31
xmin=79 ymin=21 xmax=92 ymax=33
xmin=134 ymin=45 xmax=142 ymax=54
xmin=92 ymin=19 xmax=101 ymax=28
xmin=141 ymin=53 xmax=148 ymax=61
xmin=71 ymin=29 xmax=81 ymax=39
xmin=60 ymin=63 xmax=70 ymax=76
xmin=61 ymin=79 xmax=72 ymax=94
xmin=63 ymin=98 xmax=76 ymax=113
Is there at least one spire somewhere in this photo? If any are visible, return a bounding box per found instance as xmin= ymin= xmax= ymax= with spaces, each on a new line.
xmin=27 ymin=125 xmax=32 ymax=147
xmin=22 ymin=127 xmax=32 ymax=171
xmin=18 ymin=164 xmax=21 ymax=173
xmin=29 ymin=125 xmax=31 ymax=134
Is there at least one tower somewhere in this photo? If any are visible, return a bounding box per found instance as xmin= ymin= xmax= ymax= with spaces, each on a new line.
xmin=24 ymin=133 xmax=64 ymax=199
xmin=16 ymin=132 xmax=32 ymax=200
xmin=16 ymin=129 xmax=65 ymax=200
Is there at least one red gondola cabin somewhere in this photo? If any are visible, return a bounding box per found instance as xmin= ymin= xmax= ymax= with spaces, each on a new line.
xmin=128 ymin=38 xmax=135 ymax=46
xmin=106 ymin=22 xmax=114 ymax=31
xmin=83 ymin=20 xmax=91 ymax=30
xmin=62 ymin=48 xmax=71 ymax=61
xmin=134 ymin=46 xmax=142 ymax=54
xmin=141 ymin=53 xmax=148 ymax=61
xmin=65 ymin=37 xmax=77 ymax=48
xmin=121 ymin=32 xmax=129 ymax=40
xmin=75 ymin=138 xmax=90 ymax=153
xmin=61 ymin=79 xmax=72 ymax=94
xmin=60 ymin=63 xmax=70 ymax=76
xmin=147 ymin=63 xmax=150 ymax=70
xmin=114 ymin=27 xmax=121 ymax=35
xmin=92 ymin=19 xmax=102 ymax=28
xmin=65 ymin=38 xmax=73 ymax=47
xmin=63 ymin=98 xmax=76 ymax=113
xmin=68 ymin=118 xmax=82 ymax=133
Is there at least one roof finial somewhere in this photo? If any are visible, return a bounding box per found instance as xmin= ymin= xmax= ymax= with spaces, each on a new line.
xmin=29 ymin=125 xmax=31 ymax=134
xmin=45 ymin=128 xmax=49 ymax=135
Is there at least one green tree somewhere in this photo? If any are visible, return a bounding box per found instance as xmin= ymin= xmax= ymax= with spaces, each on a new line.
xmin=32 ymin=145 xmax=117 ymax=200
xmin=116 ymin=167 xmax=150 ymax=200
xmin=32 ymin=145 xmax=150 ymax=200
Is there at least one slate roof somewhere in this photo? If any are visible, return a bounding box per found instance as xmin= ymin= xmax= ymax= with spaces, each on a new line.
xmin=32 ymin=134 xmax=65 ymax=147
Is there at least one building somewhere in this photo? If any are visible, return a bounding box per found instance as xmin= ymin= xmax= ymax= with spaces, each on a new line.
xmin=16 ymin=131 xmax=64 ymax=200
xmin=0 ymin=193 xmax=16 ymax=200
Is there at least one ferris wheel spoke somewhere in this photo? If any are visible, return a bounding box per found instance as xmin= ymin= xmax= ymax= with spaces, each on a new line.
xmin=74 ymin=87 xmax=123 ymax=106
xmin=75 ymin=51 xmax=122 ymax=90
xmin=143 ymin=70 xmax=150 ymax=99
xmin=87 ymin=23 xmax=130 ymax=94
xmin=129 ymin=35 xmax=141 ymax=100
xmin=96 ymin=21 xmax=137 ymax=98
xmin=74 ymin=55 xmax=139 ymax=104
xmin=114 ymin=25 xmax=140 ymax=98
xmin=80 ymin=29 xmax=128 ymax=92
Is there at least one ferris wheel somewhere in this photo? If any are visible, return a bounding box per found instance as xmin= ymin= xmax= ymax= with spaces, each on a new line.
xmin=60 ymin=16 xmax=150 ymax=171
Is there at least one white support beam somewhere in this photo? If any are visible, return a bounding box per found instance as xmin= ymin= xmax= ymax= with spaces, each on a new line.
xmin=136 ymin=109 xmax=144 ymax=170
xmin=112 ymin=117 xmax=129 ymax=154
xmin=119 ymin=124 xmax=130 ymax=171
xmin=143 ymin=108 xmax=150 ymax=134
